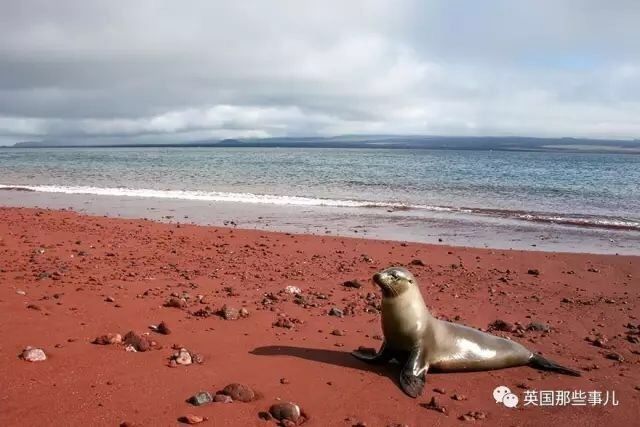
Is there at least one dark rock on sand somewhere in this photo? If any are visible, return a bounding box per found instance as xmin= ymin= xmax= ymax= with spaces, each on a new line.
xmin=222 ymin=383 xmax=256 ymax=402
xmin=421 ymin=397 xmax=446 ymax=414
xmin=269 ymin=402 xmax=302 ymax=423
xmin=157 ymin=321 xmax=171 ymax=335
xmin=164 ymin=297 xmax=186 ymax=309
xmin=526 ymin=322 xmax=551 ymax=332
xmin=219 ymin=305 xmax=239 ymax=320
xmin=329 ymin=307 xmax=344 ymax=317
xmin=488 ymin=319 xmax=514 ymax=332
xmin=343 ymin=280 xmax=363 ymax=289
xmin=93 ymin=333 xmax=123 ymax=345
xmin=459 ymin=411 xmax=486 ymax=421
xmin=188 ymin=391 xmax=213 ymax=406
xmin=123 ymin=331 xmax=152 ymax=352
xmin=214 ymin=393 xmax=233 ymax=403
xmin=606 ymin=352 xmax=625 ymax=362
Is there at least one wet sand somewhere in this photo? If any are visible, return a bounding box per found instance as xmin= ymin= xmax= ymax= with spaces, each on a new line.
xmin=2 ymin=188 xmax=639 ymax=255
xmin=0 ymin=207 xmax=638 ymax=426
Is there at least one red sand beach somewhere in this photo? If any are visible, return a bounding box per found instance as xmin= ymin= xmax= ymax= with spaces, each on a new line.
xmin=0 ymin=207 xmax=638 ymax=426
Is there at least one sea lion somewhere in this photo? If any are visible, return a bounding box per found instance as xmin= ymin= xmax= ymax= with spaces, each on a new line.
xmin=352 ymin=267 xmax=581 ymax=398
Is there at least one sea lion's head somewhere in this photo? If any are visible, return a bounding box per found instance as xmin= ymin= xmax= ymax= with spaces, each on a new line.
xmin=373 ymin=267 xmax=416 ymax=298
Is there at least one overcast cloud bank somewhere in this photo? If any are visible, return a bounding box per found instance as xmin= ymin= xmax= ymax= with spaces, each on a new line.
xmin=1 ymin=0 xmax=639 ymax=145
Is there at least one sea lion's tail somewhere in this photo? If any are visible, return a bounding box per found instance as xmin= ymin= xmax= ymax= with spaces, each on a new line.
xmin=529 ymin=354 xmax=581 ymax=377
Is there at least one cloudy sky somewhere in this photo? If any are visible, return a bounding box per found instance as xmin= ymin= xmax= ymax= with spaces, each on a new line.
xmin=1 ymin=0 xmax=639 ymax=145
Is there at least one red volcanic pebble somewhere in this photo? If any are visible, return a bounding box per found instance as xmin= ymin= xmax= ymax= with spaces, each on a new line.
xmin=178 ymin=414 xmax=207 ymax=424
xmin=92 ymin=333 xmax=122 ymax=345
xmin=213 ymin=393 xmax=232 ymax=403
xmin=221 ymin=383 xmax=255 ymax=402
xmin=156 ymin=321 xmax=171 ymax=335
xmin=123 ymin=331 xmax=153 ymax=352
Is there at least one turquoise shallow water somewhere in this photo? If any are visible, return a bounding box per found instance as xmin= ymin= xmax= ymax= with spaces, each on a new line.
xmin=1 ymin=147 xmax=639 ymax=231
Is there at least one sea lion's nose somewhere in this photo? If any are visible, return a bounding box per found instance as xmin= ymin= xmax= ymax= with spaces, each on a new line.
xmin=372 ymin=272 xmax=382 ymax=284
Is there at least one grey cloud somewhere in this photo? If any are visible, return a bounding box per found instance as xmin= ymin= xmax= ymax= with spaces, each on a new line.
xmin=0 ymin=0 xmax=639 ymax=144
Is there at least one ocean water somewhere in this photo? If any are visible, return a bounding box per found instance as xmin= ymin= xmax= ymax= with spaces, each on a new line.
xmin=1 ymin=147 xmax=639 ymax=228
xmin=1 ymin=147 xmax=639 ymax=253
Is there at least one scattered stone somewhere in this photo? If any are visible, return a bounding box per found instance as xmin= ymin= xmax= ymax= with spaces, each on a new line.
xmin=488 ymin=319 xmax=514 ymax=332
xmin=214 ymin=393 xmax=233 ymax=403
xmin=331 ymin=329 xmax=345 ymax=336
xmin=459 ymin=411 xmax=486 ymax=421
xmin=191 ymin=352 xmax=204 ymax=364
xmin=239 ymin=308 xmax=249 ymax=318
xmin=123 ymin=331 xmax=153 ymax=352
xmin=343 ymin=280 xmax=363 ymax=289
xmin=157 ymin=321 xmax=171 ymax=335
xmin=93 ymin=333 xmax=123 ymax=345
xmin=188 ymin=391 xmax=213 ymax=406
xmin=219 ymin=305 xmax=239 ymax=320
xmin=27 ymin=304 xmax=42 ymax=311
xmin=222 ymin=383 xmax=255 ymax=402
xmin=20 ymin=347 xmax=46 ymax=362
xmin=526 ymin=322 xmax=551 ymax=332
xmin=329 ymin=307 xmax=344 ymax=317
xmin=586 ymin=335 xmax=609 ymax=348
xmin=269 ymin=402 xmax=301 ymax=423
xmin=410 ymin=259 xmax=426 ymax=266
xmin=164 ymin=297 xmax=186 ymax=309
xmin=284 ymin=285 xmax=302 ymax=295
xmin=178 ymin=414 xmax=206 ymax=424
xmin=527 ymin=269 xmax=540 ymax=276
xmin=258 ymin=412 xmax=273 ymax=421
xmin=280 ymin=378 xmax=290 ymax=384
xmin=433 ymin=387 xmax=446 ymax=394
xmin=16 ymin=290 xmax=26 ymax=296
xmin=119 ymin=422 xmax=135 ymax=427
xmin=421 ymin=397 xmax=446 ymax=414
xmin=172 ymin=348 xmax=193 ymax=365
xmin=105 ymin=296 xmax=115 ymax=302
xmin=587 ymin=267 xmax=600 ymax=273
xmin=451 ymin=394 xmax=467 ymax=401
xmin=605 ymin=352 xmax=624 ymax=362
xmin=361 ymin=254 xmax=374 ymax=263
xmin=273 ymin=317 xmax=294 ymax=329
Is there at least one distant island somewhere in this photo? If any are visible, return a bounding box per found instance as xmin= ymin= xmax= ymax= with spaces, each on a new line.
xmin=10 ymin=135 xmax=640 ymax=154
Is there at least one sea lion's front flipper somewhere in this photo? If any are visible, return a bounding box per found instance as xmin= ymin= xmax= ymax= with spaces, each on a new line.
xmin=399 ymin=347 xmax=428 ymax=398
xmin=351 ymin=341 xmax=393 ymax=364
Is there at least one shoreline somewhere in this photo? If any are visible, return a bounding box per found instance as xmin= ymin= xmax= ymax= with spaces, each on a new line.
xmin=1 ymin=189 xmax=639 ymax=255
xmin=0 ymin=206 xmax=638 ymax=426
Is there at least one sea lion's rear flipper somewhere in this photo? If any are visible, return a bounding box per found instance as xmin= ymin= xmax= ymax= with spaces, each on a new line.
xmin=352 ymin=341 xmax=393 ymax=364
xmin=399 ymin=348 xmax=428 ymax=398
xmin=529 ymin=353 xmax=581 ymax=377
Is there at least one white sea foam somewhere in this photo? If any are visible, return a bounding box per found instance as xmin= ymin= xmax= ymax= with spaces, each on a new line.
xmin=2 ymin=184 xmax=638 ymax=230
xmin=0 ymin=184 xmax=431 ymax=209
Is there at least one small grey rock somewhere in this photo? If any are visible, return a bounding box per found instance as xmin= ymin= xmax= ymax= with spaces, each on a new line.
xmin=329 ymin=307 xmax=343 ymax=317
xmin=188 ymin=391 xmax=213 ymax=406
